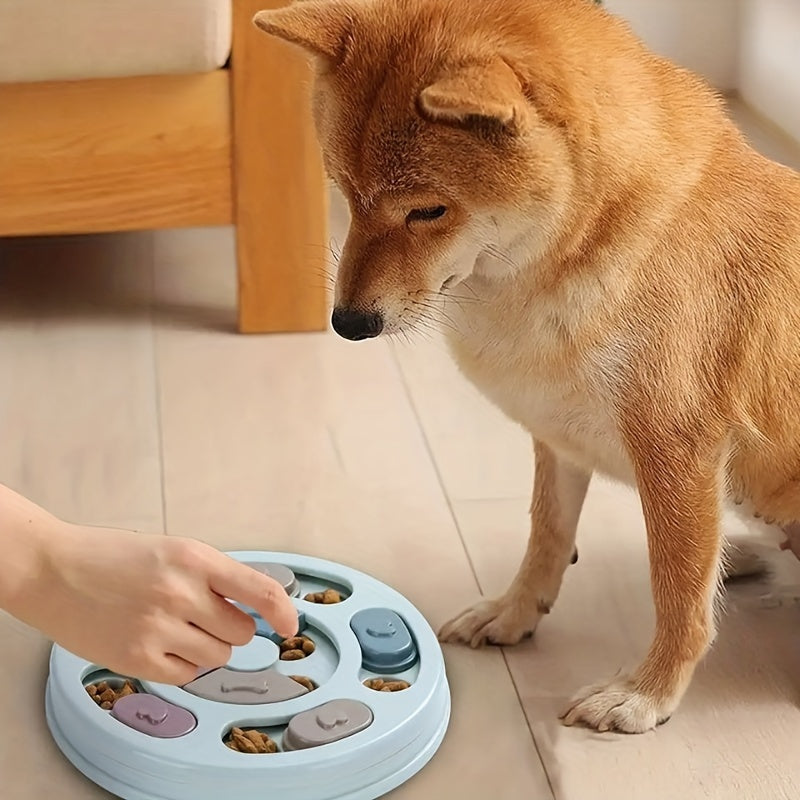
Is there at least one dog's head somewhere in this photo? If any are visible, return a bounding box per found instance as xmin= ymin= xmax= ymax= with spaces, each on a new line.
xmin=254 ymin=0 xmax=615 ymax=340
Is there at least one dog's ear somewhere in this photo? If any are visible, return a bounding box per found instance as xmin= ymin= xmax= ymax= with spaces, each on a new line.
xmin=253 ymin=1 xmax=352 ymax=61
xmin=419 ymin=59 xmax=524 ymax=132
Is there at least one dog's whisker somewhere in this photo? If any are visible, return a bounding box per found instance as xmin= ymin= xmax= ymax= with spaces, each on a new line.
xmin=417 ymin=311 xmax=459 ymax=337
xmin=482 ymin=244 xmax=520 ymax=271
xmin=411 ymin=298 xmax=464 ymax=335
xmin=421 ymin=287 xmax=486 ymax=306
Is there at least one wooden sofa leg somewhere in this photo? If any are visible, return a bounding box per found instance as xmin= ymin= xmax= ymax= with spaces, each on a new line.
xmin=231 ymin=0 xmax=329 ymax=334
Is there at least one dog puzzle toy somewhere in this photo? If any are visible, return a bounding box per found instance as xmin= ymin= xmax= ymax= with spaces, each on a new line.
xmin=45 ymin=551 xmax=451 ymax=800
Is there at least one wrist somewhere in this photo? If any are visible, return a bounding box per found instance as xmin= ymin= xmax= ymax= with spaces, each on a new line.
xmin=0 ymin=489 xmax=72 ymax=618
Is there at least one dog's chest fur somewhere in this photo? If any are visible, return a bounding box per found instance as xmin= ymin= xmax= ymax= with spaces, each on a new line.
xmin=445 ymin=283 xmax=635 ymax=483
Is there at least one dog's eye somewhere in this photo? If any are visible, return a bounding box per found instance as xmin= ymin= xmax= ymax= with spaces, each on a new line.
xmin=406 ymin=205 xmax=447 ymax=224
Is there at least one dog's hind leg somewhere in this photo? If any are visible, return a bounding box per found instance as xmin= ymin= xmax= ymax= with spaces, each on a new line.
xmin=439 ymin=440 xmax=591 ymax=647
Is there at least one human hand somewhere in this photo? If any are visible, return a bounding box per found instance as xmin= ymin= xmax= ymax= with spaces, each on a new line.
xmin=12 ymin=523 xmax=298 ymax=685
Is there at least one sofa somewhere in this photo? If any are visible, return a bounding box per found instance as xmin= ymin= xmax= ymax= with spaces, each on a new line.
xmin=0 ymin=0 xmax=328 ymax=334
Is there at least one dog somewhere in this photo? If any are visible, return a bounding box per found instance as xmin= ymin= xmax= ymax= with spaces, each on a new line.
xmin=254 ymin=0 xmax=800 ymax=733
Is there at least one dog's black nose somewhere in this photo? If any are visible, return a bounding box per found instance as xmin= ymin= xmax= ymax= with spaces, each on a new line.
xmin=331 ymin=307 xmax=384 ymax=341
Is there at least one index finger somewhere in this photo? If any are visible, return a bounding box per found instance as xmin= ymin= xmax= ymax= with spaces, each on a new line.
xmin=208 ymin=558 xmax=299 ymax=638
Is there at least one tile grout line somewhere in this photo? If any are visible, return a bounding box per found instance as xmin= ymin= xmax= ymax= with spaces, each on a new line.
xmin=500 ymin=649 xmax=558 ymax=800
xmin=387 ymin=340 xmax=558 ymax=799
xmin=147 ymin=232 xmax=169 ymax=537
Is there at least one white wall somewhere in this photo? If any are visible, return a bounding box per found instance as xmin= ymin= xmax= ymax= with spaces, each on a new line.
xmin=603 ymin=0 xmax=740 ymax=91
xmin=738 ymin=0 xmax=800 ymax=142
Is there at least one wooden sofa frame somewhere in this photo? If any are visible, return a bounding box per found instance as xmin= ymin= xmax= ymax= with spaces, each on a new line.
xmin=0 ymin=0 xmax=328 ymax=334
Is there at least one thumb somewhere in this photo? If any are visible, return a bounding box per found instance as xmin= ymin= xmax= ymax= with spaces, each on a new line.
xmin=209 ymin=557 xmax=298 ymax=638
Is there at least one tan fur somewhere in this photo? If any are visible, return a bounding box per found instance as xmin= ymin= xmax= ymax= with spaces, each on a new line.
xmin=255 ymin=0 xmax=800 ymax=732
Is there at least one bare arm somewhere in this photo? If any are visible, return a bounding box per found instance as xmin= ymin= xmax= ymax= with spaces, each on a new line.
xmin=0 ymin=484 xmax=298 ymax=684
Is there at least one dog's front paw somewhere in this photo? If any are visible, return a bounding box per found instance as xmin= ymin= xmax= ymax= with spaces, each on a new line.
xmin=560 ymin=677 xmax=673 ymax=733
xmin=438 ymin=598 xmax=541 ymax=648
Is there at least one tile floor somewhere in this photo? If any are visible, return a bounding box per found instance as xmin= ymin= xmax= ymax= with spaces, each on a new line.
xmin=2 ymin=100 xmax=800 ymax=800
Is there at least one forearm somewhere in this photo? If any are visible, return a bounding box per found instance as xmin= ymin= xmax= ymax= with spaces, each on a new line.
xmin=0 ymin=483 xmax=62 ymax=615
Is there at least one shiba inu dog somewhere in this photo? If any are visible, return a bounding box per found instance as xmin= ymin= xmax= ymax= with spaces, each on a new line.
xmin=254 ymin=0 xmax=800 ymax=732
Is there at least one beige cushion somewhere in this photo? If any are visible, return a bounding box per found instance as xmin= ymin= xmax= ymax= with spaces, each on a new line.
xmin=0 ymin=0 xmax=232 ymax=84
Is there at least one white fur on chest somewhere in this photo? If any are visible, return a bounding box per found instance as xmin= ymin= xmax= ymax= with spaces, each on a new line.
xmin=445 ymin=293 xmax=635 ymax=483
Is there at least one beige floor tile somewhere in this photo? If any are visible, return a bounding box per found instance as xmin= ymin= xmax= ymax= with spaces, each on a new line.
xmin=391 ymin=647 xmax=554 ymax=800
xmin=0 ymin=233 xmax=163 ymax=531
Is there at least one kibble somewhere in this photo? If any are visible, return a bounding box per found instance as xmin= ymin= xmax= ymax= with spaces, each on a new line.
xmin=289 ymin=675 xmax=316 ymax=692
xmin=363 ymin=678 xmax=411 ymax=692
xmin=303 ymin=588 xmax=343 ymax=604
xmin=279 ymin=635 xmax=316 ymax=660
xmin=85 ymin=679 xmax=137 ymax=709
xmin=281 ymin=649 xmax=305 ymax=661
xmin=225 ymin=727 xmax=278 ymax=754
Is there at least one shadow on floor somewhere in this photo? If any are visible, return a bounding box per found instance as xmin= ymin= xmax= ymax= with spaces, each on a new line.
xmin=0 ymin=233 xmax=236 ymax=334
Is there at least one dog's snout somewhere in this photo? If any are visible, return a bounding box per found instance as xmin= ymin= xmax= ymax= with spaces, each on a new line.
xmin=331 ymin=307 xmax=384 ymax=341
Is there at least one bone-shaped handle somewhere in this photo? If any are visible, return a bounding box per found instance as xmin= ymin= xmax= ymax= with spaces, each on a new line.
xmin=220 ymin=683 xmax=269 ymax=695
xmin=135 ymin=709 xmax=168 ymax=725
xmin=316 ymin=707 xmax=349 ymax=730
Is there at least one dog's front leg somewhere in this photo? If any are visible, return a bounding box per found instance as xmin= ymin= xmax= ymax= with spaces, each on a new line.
xmin=563 ymin=436 xmax=722 ymax=733
xmin=439 ymin=440 xmax=591 ymax=647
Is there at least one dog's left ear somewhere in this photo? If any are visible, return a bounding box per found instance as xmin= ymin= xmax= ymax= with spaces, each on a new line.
xmin=419 ymin=58 xmax=524 ymax=132
xmin=253 ymin=1 xmax=353 ymax=61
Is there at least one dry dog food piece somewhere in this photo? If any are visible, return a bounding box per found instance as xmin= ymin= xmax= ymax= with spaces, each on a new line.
xmin=225 ymin=727 xmax=278 ymax=754
xmin=363 ymin=678 xmax=411 ymax=692
xmin=303 ymin=588 xmax=343 ymax=604
xmin=279 ymin=635 xmax=316 ymax=660
xmin=290 ymin=675 xmax=316 ymax=691
xmin=280 ymin=649 xmax=306 ymax=661
xmin=85 ymin=679 xmax=137 ymax=710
